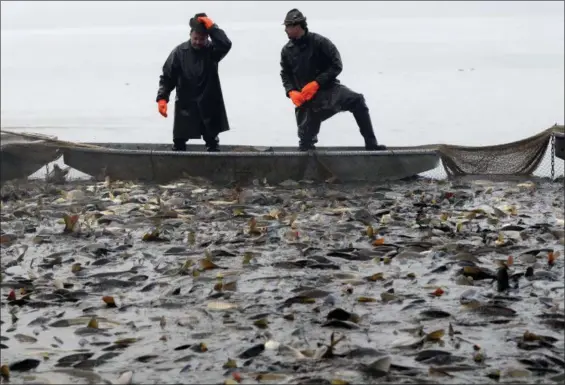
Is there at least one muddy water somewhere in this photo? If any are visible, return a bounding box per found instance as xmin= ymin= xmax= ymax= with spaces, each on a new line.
xmin=1 ymin=177 xmax=564 ymax=384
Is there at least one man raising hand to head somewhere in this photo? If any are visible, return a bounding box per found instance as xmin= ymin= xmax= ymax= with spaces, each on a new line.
xmin=156 ymin=12 xmax=232 ymax=152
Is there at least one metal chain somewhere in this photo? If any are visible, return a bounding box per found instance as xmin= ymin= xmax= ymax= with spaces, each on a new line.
xmin=550 ymin=133 xmax=555 ymax=181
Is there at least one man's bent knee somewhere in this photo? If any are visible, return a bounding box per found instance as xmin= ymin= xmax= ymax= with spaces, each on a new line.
xmin=342 ymin=91 xmax=368 ymax=113
xmin=353 ymin=93 xmax=368 ymax=109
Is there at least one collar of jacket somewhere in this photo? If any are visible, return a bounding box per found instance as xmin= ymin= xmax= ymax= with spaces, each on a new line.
xmin=180 ymin=40 xmax=211 ymax=51
xmin=290 ymin=30 xmax=310 ymax=47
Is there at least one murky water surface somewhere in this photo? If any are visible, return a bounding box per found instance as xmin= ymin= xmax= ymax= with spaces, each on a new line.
xmin=1 ymin=177 xmax=563 ymax=384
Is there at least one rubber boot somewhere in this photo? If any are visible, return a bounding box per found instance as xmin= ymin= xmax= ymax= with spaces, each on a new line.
xmin=298 ymin=134 xmax=318 ymax=151
xmin=298 ymin=142 xmax=316 ymax=151
xmin=204 ymin=135 xmax=220 ymax=152
xmin=352 ymin=106 xmax=386 ymax=150
xmin=172 ymin=138 xmax=187 ymax=151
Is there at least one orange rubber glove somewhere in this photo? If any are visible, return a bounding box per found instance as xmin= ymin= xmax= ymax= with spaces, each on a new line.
xmin=288 ymin=90 xmax=305 ymax=107
xmin=301 ymin=81 xmax=320 ymax=101
xmin=157 ymin=99 xmax=168 ymax=118
xmin=197 ymin=16 xmax=214 ymax=29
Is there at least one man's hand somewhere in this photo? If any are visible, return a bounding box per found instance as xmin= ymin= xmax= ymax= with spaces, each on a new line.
xmin=157 ymin=99 xmax=168 ymax=118
xmin=197 ymin=16 xmax=215 ymax=29
xmin=288 ymin=90 xmax=306 ymax=107
xmin=301 ymin=81 xmax=320 ymax=101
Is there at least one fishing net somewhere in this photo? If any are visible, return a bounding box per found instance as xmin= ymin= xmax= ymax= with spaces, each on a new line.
xmin=0 ymin=131 xmax=61 ymax=164
xmin=436 ymin=124 xmax=564 ymax=179
xmin=0 ymin=131 xmax=63 ymax=185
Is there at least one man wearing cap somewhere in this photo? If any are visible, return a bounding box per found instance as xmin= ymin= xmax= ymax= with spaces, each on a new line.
xmin=280 ymin=9 xmax=386 ymax=151
xmin=156 ymin=13 xmax=232 ymax=152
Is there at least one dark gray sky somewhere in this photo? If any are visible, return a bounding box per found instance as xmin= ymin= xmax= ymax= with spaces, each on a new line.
xmin=2 ymin=1 xmax=563 ymax=30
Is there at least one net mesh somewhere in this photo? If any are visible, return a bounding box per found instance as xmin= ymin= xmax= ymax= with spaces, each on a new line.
xmin=0 ymin=131 xmax=61 ymax=165
xmin=1 ymin=124 xmax=564 ymax=183
xmin=438 ymin=125 xmax=562 ymax=178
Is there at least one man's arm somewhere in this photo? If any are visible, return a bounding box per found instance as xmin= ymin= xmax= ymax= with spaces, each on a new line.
xmin=280 ymin=49 xmax=295 ymax=97
xmin=314 ymin=35 xmax=343 ymax=87
xmin=156 ymin=48 xmax=178 ymax=103
xmin=209 ymin=25 xmax=232 ymax=63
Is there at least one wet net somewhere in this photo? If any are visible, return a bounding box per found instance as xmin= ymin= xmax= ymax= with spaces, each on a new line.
xmin=0 ymin=131 xmax=63 ymax=184
xmin=436 ymin=124 xmax=564 ymax=180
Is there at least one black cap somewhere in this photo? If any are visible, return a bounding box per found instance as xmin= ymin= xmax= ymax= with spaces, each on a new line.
xmin=189 ymin=12 xmax=208 ymax=33
xmin=283 ymin=8 xmax=306 ymax=25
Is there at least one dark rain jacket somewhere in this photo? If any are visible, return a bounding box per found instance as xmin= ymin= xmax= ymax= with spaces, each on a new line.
xmin=156 ymin=25 xmax=232 ymax=140
xmin=280 ymin=31 xmax=359 ymax=121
